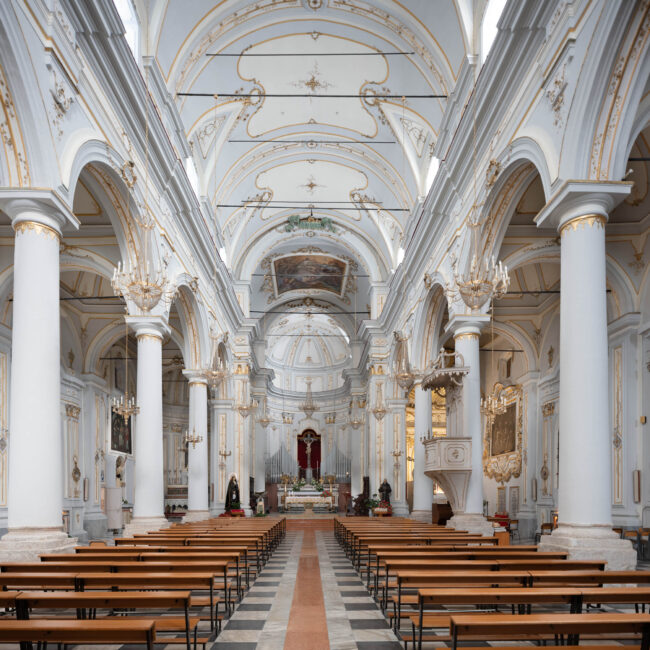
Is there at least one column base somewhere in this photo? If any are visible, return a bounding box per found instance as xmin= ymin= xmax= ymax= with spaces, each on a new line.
xmin=410 ymin=509 xmax=432 ymax=523
xmin=121 ymin=516 xmax=170 ymax=537
xmin=538 ymin=523 xmax=637 ymax=570
xmin=0 ymin=528 xmax=77 ymax=562
xmin=183 ymin=510 xmax=211 ymax=522
xmin=447 ymin=512 xmax=495 ymax=537
xmin=391 ymin=503 xmax=409 ymax=517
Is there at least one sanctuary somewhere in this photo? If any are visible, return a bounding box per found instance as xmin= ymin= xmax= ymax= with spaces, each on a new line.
xmin=0 ymin=0 xmax=648 ymax=582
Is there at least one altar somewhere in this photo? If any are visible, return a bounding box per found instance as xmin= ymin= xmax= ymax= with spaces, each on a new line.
xmin=282 ymin=488 xmax=336 ymax=510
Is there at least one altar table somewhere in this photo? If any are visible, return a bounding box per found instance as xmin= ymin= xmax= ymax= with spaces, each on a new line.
xmin=284 ymin=495 xmax=333 ymax=508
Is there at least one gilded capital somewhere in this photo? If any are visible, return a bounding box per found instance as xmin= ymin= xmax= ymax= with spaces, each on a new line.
xmin=559 ymin=214 xmax=606 ymax=237
xmin=14 ymin=220 xmax=60 ymax=241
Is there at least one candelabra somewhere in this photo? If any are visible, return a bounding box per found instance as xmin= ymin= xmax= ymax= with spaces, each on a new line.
xmin=112 ymin=391 xmax=139 ymax=423
xmin=183 ymin=428 xmax=204 ymax=449
xmin=371 ymin=383 xmax=387 ymax=421
xmin=299 ymin=378 xmax=319 ymax=418
xmin=282 ymin=412 xmax=293 ymax=424
xmin=481 ymin=392 xmax=507 ymax=423
xmin=325 ymin=412 xmax=336 ymax=425
xmin=218 ymin=447 xmax=231 ymax=469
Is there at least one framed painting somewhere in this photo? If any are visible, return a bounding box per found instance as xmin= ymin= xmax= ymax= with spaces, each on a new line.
xmin=111 ymin=409 xmax=132 ymax=455
xmin=483 ymin=383 xmax=523 ymax=483
xmin=272 ymin=254 xmax=348 ymax=297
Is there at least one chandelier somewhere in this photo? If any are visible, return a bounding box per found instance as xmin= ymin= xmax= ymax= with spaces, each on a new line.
xmin=257 ymin=396 xmax=272 ymax=429
xmin=206 ymin=335 xmax=227 ymax=391
xmin=393 ymin=331 xmax=415 ymax=390
xmin=371 ymin=383 xmax=387 ymax=421
xmin=112 ymin=253 xmax=168 ymax=313
xmin=112 ymin=65 xmax=170 ymax=314
xmin=453 ymin=86 xmax=509 ymax=312
xmin=454 ymin=227 xmax=510 ymax=311
xmin=299 ymin=378 xmax=319 ymax=418
xmin=183 ymin=427 xmax=203 ymax=449
xmin=236 ymin=378 xmax=255 ymax=419
xmin=112 ymin=319 xmax=139 ymax=423
xmin=349 ymin=398 xmax=364 ymax=429
xmin=481 ymin=392 xmax=507 ymax=422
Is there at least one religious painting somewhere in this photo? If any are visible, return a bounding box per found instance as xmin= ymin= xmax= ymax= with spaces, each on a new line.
xmin=483 ymin=383 xmax=523 ymax=483
xmin=490 ymin=403 xmax=517 ymax=456
xmin=111 ymin=410 xmax=132 ymax=455
xmin=273 ymin=255 xmax=347 ymax=296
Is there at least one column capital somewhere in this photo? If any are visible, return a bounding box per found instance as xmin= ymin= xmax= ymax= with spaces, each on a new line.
xmin=125 ymin=315 xmax=169 ymax=340
xmin=0 ymin=189 xmax=79 ymax=235
xmin=445 ymin=313 xmax=490 ymax=338
xmin=535 ymin=180 xmax=631 ymax=231
xmin=183 ymin=369 xmax=209 ymax=386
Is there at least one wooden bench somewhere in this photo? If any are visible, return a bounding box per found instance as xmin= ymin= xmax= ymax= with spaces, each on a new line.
xmin=0 ymin=619 xmax=156 ymax=649
xmin=15 ymin=590 xmax=203 ymax=650
xmin=449 ymin=612 xmax=650 ymax=650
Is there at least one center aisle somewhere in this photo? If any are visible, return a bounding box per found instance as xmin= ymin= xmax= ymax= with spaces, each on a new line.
xmin=214 ymin=519 xmax=401 ymax=650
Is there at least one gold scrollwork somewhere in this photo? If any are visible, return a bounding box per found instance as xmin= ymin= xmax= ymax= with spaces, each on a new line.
xmin=136 ymin=333 xmax=163 ymax=343
xmin=541 ymin=402 xmax=555 ymax=417
xmin=483 ymin=383 xmax=523 ymax=483
xmin=65 ymin=404 xmax=81 ymax=420
xmin=454 ymin=332 xmax=479 ymax=342
xmin=14 ymin=221 xmax=60 ymax=241
xmin=559 ymin=214 xmax=606 ymax=237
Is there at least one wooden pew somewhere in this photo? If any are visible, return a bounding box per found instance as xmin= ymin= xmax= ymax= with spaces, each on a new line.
xmin=0 ymin=619 xmax=156 ymax=650
xmin=449 ymin=612 xmax=650 ymax=650
xmin=15 ymin=590 xmax=200 ymax=650
xmin=411 ymin=587 xmax=582 ymax=650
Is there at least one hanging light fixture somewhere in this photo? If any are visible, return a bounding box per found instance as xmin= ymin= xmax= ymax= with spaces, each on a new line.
xmin=236 ymin=376 xmax=255 ymax=419
xmin=257 ymin=395 xmax=272 ymax=429
xmin=112 ymin=318 xmax=139 ymax=423
xmin=206 ymin=334 xmax=227 ymax=391
xmin=453 ymin=82 xmax=509 ymax=312
xmin=371 ymin=383 xmax=387 ymax=421
xmin=112 ymin=63 xmax=169 ymax=313
xmin=299 ymin=377 xmax=319 ymax=418
xmin=349 ymin=398 xmax=364 ymax=430
xmin=393 ymin=331 xmax=415 ymax=390
xmin=481 ymin=392 xmax=507 ymax=422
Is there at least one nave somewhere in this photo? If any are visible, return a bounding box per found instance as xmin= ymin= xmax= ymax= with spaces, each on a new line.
xmin=0 ymin=516 xmax=649 ymax=650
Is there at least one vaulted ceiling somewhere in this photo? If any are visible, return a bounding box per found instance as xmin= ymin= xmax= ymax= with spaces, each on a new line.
xmin=142 ymin=0 xmax=469 ymax=380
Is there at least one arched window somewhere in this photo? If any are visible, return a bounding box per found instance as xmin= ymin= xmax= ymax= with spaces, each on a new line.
xmin=481 ymin=0 xmax=507 ymax=62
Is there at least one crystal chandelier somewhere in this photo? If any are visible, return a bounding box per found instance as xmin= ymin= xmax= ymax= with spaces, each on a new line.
xmin=257 ymin=396 xmax=272 ymax=429
xmin=349 ymin=398 xmax=364 ymax=429
xmin=453 ymin=225 xmax=510 ymax=311
xmin=453 ymin=86 xmax=509 ymax=312
xmin=393 ymin=331 xmax=415 ymax=390
xmin=112 ymin=319 xmax=139 ymax=423
xmin=371 ymin=383 xmax=387 ymax=421
xmin=236 ymin=378 xmax=255 ymax=419
xmin=206 ymin=335 xmax=227 ymax=391
xmin=183 ymin=427 xmax=204 ymax=449
xmin=112 ymin=253 xmax=168 ymax=313
xmin=299 ymin=378 xmax=319 ymax=418
xmin=112 ymin=65 xmax=169 ymax=314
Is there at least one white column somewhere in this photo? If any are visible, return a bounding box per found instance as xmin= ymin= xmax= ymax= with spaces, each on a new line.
xmin=387 ymin=396 xmax=409 ymax=516
xmin=210 ymin=398 xmax=233 ymax=516
xmin=0 ymin=200 xmax=76 ymax=559
xmin=411 ymin=384 xmax=433 ymax=521
xmin=184 ymin=373 xmax=209 ymax=521
xmin=536 ymin=183 xmax=635 ymax=568
xmin=123 ymin=317 xmax=169 ymax=534
xmin=445 ymin=317 xmax=493 ymax=536
xmin=254 ymin=420 xmax=266 ymax=494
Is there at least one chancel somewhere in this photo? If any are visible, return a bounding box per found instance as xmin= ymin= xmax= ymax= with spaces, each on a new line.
xmin=0 ymin=0 xmax=649 ymax=647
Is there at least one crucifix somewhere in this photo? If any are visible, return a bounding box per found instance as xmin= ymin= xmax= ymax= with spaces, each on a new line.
xmin=303 ymin=432 xmax=316 ymax=481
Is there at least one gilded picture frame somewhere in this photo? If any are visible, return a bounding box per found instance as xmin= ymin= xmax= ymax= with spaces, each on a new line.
xmin=483 ymin=383 xmax=523 ymax=483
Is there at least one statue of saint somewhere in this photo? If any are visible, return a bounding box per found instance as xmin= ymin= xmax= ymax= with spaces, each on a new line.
xmin=378 ymin=478 xmax=392 ymax=505
xmin=225 ymin=474 xmax=241 ymax=511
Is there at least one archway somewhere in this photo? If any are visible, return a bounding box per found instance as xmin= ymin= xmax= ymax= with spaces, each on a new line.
xmin=297 ymin=429 xmax=321 ymax=481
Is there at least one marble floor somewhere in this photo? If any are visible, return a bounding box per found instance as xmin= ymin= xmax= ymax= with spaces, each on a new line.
xmin=214 ymin=520 xmax=401 ymax=650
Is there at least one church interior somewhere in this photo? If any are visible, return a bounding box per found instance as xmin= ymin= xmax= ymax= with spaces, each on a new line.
xmin=0 ymin=0 xmax=650 ymax=647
